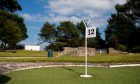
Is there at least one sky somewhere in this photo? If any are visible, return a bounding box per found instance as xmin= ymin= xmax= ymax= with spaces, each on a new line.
xmin=17 ymin=0 xmax=126 ymax=45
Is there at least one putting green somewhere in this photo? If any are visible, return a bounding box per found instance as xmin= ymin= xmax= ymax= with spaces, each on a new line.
xmin=2 ymin=67 xmax=140 ymax=84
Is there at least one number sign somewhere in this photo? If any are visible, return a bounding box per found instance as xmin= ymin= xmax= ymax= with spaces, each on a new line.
xmin=86 ymin=27 xmax=96 ymax=38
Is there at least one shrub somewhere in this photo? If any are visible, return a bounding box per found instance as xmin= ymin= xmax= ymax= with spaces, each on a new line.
xmin=116 ymin=44 xmax=128 ymax=52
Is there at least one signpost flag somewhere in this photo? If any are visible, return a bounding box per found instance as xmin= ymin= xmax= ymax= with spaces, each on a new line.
xmin=80 ymin=18 xmax=96 ymax=78
xmin=86 ymin=27 xmax=96 ymax=38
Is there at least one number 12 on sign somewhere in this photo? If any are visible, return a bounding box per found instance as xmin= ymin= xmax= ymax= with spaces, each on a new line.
xmin=86 ymin=27 xmax=96 ymax=38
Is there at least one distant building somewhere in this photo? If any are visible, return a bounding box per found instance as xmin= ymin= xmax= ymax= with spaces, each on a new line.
xmin=25 ymin=45 xmax=40 ymax=51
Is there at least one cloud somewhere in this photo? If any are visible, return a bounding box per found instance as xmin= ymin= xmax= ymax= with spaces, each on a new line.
xmin=22 ymin=13 xmax=32 ymax=21
xmin=45 ymin=0 xmax=126 ymax=26
xmin=22 ymin=0 xmax=126 ymax=27
xmin=47 ymin=0 xmax=126 ymax=16
xmin=114 ymin=0 xmax=126 ymax=5
xmin=21 ymin=13 xmax=47 ymax=22
xmin=21 ymin=13 xmax=81 ymax=25
xmin=28 ymin=26 xmax=40 ymax=30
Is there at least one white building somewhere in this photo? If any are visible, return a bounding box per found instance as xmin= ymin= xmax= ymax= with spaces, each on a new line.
xmin=25 ymin=45 xmax=40 ymax=51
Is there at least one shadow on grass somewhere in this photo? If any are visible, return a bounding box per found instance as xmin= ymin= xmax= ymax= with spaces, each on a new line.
xmin=63 ymin=67 xmax=83 ymax=75
xmin=0 ymin=74 xmax=11 ymax=84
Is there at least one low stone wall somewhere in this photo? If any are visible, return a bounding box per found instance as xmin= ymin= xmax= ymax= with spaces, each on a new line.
xmin=62 ymin=47 xmax=126 ymax=56
xmin=63 ymin=47 xmax=95 ymax=56
xmin=108 ymin=48 xmax=125 ymax=54
xmin=63 ymin=47 xmax=77 ymax=54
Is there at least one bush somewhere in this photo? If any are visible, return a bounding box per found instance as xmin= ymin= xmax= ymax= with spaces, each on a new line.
xmin=116 ymin=44 xmax=128 ymax=52
xmin=132 ymin=46 xmax=140 ymax=53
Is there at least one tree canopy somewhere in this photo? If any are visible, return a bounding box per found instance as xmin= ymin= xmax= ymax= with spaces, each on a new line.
xmin=39 ymin=22 xmax=55 ymax=43
xmin=90 ymin=28 xmax=106 ymax=49
xmin=57 ymin=21 xmax=80 ymax=47
xmin=115 ymin=0 xmax=140 ymax=24
xmin=39 ymin=21 xmax=105 ymax=51
xmin=0 ymin=0 xmax=22 ymax=12
xmin=105 ymin=0 xmax=140 ymax=52
xmin=0 ymin=0 xmax=27 ymax=49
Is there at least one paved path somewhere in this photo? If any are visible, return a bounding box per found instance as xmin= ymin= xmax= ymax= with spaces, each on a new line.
xmin=0 ymin=62 xmax=107 ymax=74
xmin=0 ymin=62 xmax=140 ymax=74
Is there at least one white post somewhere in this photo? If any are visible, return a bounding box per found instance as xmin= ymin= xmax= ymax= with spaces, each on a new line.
xmin=100 ymin=49 xmax=102 ymax=55
xmin=80 ymin=19 xmax=92 ymax=78
xmin=85 ymin=24 xmax=88 ymax=75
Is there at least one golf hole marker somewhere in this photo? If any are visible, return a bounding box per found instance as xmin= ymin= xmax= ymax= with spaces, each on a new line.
xmin=80 ymin=18 xmax=96 ymax=78
xmin=86 ymin=27 xmax=96 ymax=38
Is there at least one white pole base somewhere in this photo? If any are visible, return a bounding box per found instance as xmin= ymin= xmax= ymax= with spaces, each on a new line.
xmin=80 ymin=74 xmax=92 ymax=78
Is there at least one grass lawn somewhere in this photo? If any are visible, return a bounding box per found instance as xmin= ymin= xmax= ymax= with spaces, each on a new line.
xmin=1 ymin=66 xmax=140 ymax=84
xmin=0 ymin=50 xmax=48 ymax=57
xmin=0 ymin=50 xmax=140 ymax=63
xmin=0 ymin=53 xmax=140 ymax=63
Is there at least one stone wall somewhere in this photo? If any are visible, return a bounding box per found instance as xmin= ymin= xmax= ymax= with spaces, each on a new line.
xmin=61 ymin=47 xmax=126 ymax=56
xmin=62 ymin=47 xmax=95 ymax=56
xmin=108 ymin=48 xmax=124 ymax=54
xmin=63 ymin=47 xmax=77 ymax=54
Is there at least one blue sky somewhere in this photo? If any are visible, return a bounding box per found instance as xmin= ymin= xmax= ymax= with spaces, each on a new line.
xmin=17 ymin=0 xmax=126 ymax=45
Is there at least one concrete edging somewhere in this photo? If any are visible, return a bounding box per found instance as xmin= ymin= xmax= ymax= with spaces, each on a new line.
xmin=110 ymin=64 xmax=140 ymax=68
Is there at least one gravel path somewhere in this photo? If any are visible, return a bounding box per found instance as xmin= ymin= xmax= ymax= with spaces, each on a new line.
xmin=0 ymin=62 xmax=140 ymax=74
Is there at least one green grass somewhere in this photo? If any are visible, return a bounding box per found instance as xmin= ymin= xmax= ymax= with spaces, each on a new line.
xmin=2 ymin=66 xmax=140 ymax=84
xmin=0 ymin=53 xmax=140 ymax=63
xmin=0 ymin=50 xmax=48 ymax=57
xmin=0 ymin=50 xmax=140 ymax=63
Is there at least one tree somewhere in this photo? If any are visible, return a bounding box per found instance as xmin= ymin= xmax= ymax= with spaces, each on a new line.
xmin=88 ymin=28 xmax=106 ymax=49
xmin=105 ymin=13 xmax=136 ymax=51
xmin=105 ymin=0 xmax=140 ymax=51
xmin=115 ymin=0 xmax=140 ymax=52
xmin=0 ymin=0 xmax=27 ymax=49
xmin=57 ymin=21 xmax=80 ymax=47
xmin=1 ymin=20 xmax=22 ymax=48
xmin=77 ymin=21 xmax=85 ymax=46
xmin=0 ymin=11 xmax=28 ymax=49
xmin=77 ymin=21 xmax=85 ymax=38
xmin=115 ymin=0 xmax=140 ymax=24
xmin=105 ymin=0 xmax=140 ymax=52
xmin=40 ymin=21 xmax=80 ymax=51
xmin=40 ymin=21 xmax=105 ymax=51
xmin=0 ymin=0 xmax=22 ymax=12
xmin=39 ymin=22 xmax=56 ymax=43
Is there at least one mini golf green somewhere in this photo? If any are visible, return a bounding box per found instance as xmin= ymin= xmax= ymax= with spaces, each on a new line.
xmin=1 ymin=66 xmax=140 ymax=84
